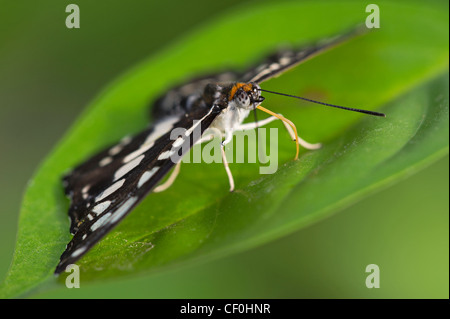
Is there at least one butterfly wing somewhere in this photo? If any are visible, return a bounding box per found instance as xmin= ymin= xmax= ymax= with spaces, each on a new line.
xmin=63 ymin=115 xmax=182 ymax=235
xmin=57 ymin=26 xmax=365 ymax=274
xmin=241 ymin=25 xmax=366 ymax=84
xmin=151 ymin=71 xmax=238 ymax=120
xmin=56 ymin=105 xmax=220 ymax=274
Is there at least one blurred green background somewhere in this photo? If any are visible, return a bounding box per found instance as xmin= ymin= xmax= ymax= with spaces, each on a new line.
xmin=0 ymin=0 xmax=448 ymax=298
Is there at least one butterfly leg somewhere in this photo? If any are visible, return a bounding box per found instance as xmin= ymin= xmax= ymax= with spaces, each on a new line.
xmin=221 ymin=141 xmax=235 ymax=192
xmin=154 ymin=130 xmax=228 ymax=193
xmin=196 ymin=130 xmax=235 ymax=192
xmin=153 ymin=129 xmax=224 ymax=193
xmin=235 ymin=115 xmax=321 ymax=150
xmin=153 ymin=160 xmax=181 ymax=193
xmin=195 ymin=132 xmax=216 ymax=145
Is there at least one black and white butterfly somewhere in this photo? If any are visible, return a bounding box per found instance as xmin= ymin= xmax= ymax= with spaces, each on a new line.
xmin=55 ymin=26 xmax=384 ymax=274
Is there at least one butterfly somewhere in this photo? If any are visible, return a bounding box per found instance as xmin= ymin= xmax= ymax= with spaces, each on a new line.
xmin=55 ymin=25 xmax=385 ymax=274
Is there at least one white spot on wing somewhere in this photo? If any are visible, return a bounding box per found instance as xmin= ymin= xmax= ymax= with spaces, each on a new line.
xmin=109 ymin=145 xmax=123 ymax=156
xmin=92 ymin=200 xmax=112 ymax=215
xmin=279 ymin=56 xmax=291 ymax=65
xmin=82 ymin=185 xmax=90 ymax=194
xmin=71 ymin=247 xmax=87 ymax=258
xmin=185 ymin=107 xmax=214 ymax=136
xmin=143 ymin=116 xmax=179 ymax=146
xmin=114 ymin=154 xmax=144 ymax=181
xmin=109 ymin=197 xmax=138 ymax=224
xmin=157 ymin=150 xmax=175 ymax=161
xmin=81 ymin=185 xmax=91 ymax=199
xmin=81 ymin=185 xmax=90 ymax=199
xmin=172 ymin=137 xmax=185 ymax=148
xmin=121 ymin=135 xmax=132 ymax=145
xmin=90 ymin=212 xmax=111 ymax=231
xmin=96 ymin=179 xmax=125 ymax=202
xmin=250 ymin=68 xmax=271 ymax=81
xmin=99 ymin=156 xmax=113 ymax=167
xmin=123 ymin=142 xmax=153 ymax=163
xmin=107 ymin=135 xmax=132 ymax=157
xmin=138 ymin=167 xmax=159 ymax=188
xmin=269 ymin=63 xmax=279 ymax=71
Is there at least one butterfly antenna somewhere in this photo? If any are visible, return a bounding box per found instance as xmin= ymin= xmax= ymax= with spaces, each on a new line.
xmin=259 ymin=89 xmax=386 ymax=117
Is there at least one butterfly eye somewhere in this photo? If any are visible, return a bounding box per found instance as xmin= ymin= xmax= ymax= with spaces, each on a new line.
xmin=238 ymin=91 xmax=246 ymax=99
xmin=235 ymin=90 xmax=250 ymax=106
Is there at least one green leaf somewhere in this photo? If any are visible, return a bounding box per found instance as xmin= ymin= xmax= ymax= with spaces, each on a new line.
xmin=1 ymin=0 xmax=448 ymax=298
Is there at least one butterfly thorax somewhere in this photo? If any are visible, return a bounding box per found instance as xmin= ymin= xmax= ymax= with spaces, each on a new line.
xmin=206 ymin=82 xmax=264 ymax=140
xmin=153 ymin=80 xmax=264 ymax=140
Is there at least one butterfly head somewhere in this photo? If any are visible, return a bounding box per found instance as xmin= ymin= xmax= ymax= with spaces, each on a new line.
xmin=229 ymin=82 xmax=265 ymax=110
